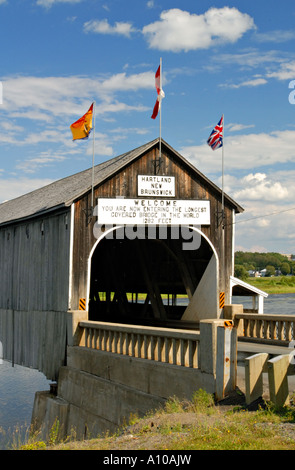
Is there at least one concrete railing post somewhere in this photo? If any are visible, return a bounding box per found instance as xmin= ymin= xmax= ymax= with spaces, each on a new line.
xmin=245 ymin=353 xmax=268 ymax=405
xmin=223 ymin=304 xmax=244 ymax=336
xmin=268 ymin=355 xmax=290 ymax=407
xmin=215 ymin=322 xmax=237 ymax=400
xmin=200 ymin=319 xmax=237 ymax=400
xmin=67 ymin=310 xmax=88 ymax=346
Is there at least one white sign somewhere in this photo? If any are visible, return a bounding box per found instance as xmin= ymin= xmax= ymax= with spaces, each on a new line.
xmin=138 ymin=175 xmax=175 ymax=197
xmin=96 ymin=198 xmax=210 ymax=225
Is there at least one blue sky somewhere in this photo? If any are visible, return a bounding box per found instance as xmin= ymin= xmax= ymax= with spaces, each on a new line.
xmin=1 ymin=0 xmax=295 ymax=254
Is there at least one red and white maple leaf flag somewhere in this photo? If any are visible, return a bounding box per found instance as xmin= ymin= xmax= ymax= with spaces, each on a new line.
xmin=151 ymin=65 xmax=165 ymax=119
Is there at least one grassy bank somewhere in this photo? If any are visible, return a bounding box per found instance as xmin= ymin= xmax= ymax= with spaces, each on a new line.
xmin=20 ymin=390 xmax=295 ymax=451
xmin=244 ymin=276 xmax=295 ymax=294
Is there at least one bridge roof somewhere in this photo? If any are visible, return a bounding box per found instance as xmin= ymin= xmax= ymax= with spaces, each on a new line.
xmin=0 ymin=138 xmax=244 ymax=226
xmin=230 ymin=276 xmax=268 ymax=298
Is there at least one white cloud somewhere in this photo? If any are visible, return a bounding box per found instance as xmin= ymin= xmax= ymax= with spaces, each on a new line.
xmin=142 ymin=7 xmax=255 ymax=52
xmin=214 ymin=50 xmax=286 ymax=68
xmin=234 ymin=199 xmax=295 ymax=252
xmin=36 ymin=0 xmax=82 ymax=7
xmin=221 ymin=77 xmax=267 ymax=89
xmin=255 ymin=30 xmax=295 ymax=43
xmin=147 ymin=1 xmax=155 ymax=8
xmin=181 ymin=128 xmax=295 ymax=252
xmin=181 ymin=130 xmax=295 ymax=173
xmin=15 ymin=151 xmax=68 ymax=174
xmin=99 ymin=72 xmax=155 ymax=92
xmin=267 ymin=61 xmax=295 ymax=80
xmin=1 ymin=72 xmax=154 ymax=123
xmin=83 ymin=19 xmax=136 ymax=37
xmin=233 ymin=173 xmax=289 ymax=202
xmin=0 ymin=177 xmax=54 ymax=203
xmin=227 ymin=123 xmax=255 ymax=132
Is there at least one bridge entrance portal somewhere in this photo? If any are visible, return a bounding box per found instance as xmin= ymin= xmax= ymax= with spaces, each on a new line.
xmin=88 ymin=226 xmax=218 ymax=327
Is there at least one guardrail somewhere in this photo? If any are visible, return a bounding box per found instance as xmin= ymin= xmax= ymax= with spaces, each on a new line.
xmin=234 ymin=313 xmax=295 ymax=345
xmin=78 ymin=320 xmax=200 ymax=368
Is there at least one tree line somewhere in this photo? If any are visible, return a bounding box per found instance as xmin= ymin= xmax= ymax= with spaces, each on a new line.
xmin=234 ymin=251 xmax=295 ymax=280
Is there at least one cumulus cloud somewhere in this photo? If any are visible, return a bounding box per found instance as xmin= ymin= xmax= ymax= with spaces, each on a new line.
xmin=181 ymin=130 xmax=295 ymax=173
xmin=233 ymin=173 xmax=289 ymax=202
xmin=142 ymin=7 xmax=255 ymax=52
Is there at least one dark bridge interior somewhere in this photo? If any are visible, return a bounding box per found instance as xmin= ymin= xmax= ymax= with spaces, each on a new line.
xmin=89 ymin=227 xmax=213 ymax=326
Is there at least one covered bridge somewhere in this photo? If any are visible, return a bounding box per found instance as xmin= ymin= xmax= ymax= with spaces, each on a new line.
xmin=0 ymin=138 xmax=245 ymax=379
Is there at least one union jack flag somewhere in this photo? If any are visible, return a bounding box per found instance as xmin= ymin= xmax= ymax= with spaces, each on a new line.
xmin=207 ymin=116 xmax=223 ymax=150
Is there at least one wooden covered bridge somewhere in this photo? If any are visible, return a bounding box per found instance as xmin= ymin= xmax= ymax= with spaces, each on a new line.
xmin=0 ymin=137 xmax=250 ymax=382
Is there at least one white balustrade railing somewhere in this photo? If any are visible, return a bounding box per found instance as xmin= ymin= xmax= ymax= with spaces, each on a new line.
xmin=234 ymin=313 xmax=295 ymax=345
xmin=78 ymin=321 xmax=200 ymax=368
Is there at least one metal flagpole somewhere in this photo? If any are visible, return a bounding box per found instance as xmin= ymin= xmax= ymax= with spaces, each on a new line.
xmin=222 ymin=113 xmax=224 ymax=227
xmin=159 ymin=57 xmax=162 ymax=163
xmin=91 ymin=101 xmax=96 ymax=211
xmin=221 ymin=113 xmax=225 ymax=296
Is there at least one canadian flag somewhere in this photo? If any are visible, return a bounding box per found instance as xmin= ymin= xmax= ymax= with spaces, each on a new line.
xmin=151 ymin=65 xmax=165 ymax=119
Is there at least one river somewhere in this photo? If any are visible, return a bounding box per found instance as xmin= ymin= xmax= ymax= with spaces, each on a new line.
xmin=1 ymin=293 xmax=295 ymax=450
xmin=0 ymin=361 xmax=50 ymax=450
xmin=234 ymin=292 xmax=295 ymax=314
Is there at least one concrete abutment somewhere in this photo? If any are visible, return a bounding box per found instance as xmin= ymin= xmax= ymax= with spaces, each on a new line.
xmin=31 ymin=317 xmax=237 ymax=442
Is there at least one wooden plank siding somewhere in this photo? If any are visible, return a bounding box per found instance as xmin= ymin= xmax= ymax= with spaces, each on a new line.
xmin=71 ymin=145 xmax=236 ymax=310
xmin=0 ymin=210 xmax=71 ymax=312
xmin=0 ymin=210 xmax=71 ymax=378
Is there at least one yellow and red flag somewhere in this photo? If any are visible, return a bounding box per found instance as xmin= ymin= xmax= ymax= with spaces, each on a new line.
xmin=70 ymin=103 xmax=94 ymax=140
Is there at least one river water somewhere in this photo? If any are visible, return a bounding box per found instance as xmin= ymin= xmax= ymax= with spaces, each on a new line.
xmin=0 ymin=293 xmax=295 ymax=450
xmin=234 ymin=292 xmax=295 ymax=315
xmin=0 ymin=362 xmax=50 ymax=450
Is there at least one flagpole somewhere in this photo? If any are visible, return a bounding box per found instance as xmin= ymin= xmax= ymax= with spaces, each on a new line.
xmin=221 ymin=113 xmax=225 ymax=297
xmin=222 ymin=113 xmax=224 ymax=227
xmin=91 ymin=101 xmax=96 ymax=211
xmin=159 ymin=57 xmax=162 ymax=164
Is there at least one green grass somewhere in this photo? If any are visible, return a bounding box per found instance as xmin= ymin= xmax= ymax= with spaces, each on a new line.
xmin=245 ymin=276 xmax=295 ymax=294
xmin=19 ymin=390 xmax=295 ymax=451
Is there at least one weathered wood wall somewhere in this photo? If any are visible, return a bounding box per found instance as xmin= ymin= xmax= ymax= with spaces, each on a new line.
xmin=0 ymin=209 xmax=71 ymax=311
xmin=0 ymin=309 xmax=67 ymax=380
xmin=0 ymin=209 xmax=71 ymax=379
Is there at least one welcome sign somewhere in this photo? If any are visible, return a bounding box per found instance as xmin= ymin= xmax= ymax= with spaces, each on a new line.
xmin=96 ymin=198 xmax=210 ymax=225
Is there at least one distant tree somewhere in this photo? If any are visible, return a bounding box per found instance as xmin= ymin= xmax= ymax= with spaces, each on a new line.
xmin=290 ymin=262 xmax=295 ymax=275
xmin=234 ymin=264 xmax=248 ymax=281
xmin=281 ymin=262 xmax=291 ymax=275
xmin=235 ymin=251 xmax=290 ymax=272
xmin=265 ymin=265 xmax=275 ymax=276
